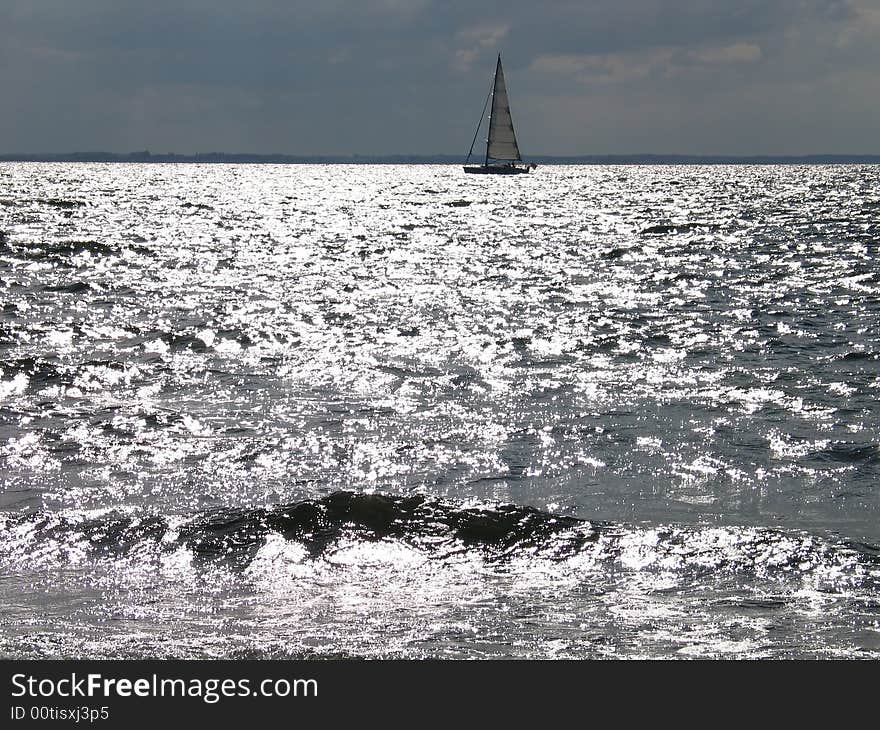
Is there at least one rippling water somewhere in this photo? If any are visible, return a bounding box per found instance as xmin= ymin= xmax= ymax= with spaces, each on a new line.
xmin=1 ymin=162 xmax=879 ymax=658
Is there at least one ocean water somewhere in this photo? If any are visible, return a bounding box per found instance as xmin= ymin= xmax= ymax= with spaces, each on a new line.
xmin=0 ymin=162 xmax=878 ymax=659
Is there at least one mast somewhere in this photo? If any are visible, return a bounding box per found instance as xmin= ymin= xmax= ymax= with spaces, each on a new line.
xmin=484 ymin=54 xmax=501 ymax=168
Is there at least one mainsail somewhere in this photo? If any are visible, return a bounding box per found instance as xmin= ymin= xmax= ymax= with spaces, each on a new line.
xmin=486 ymin=56 xmax=521 ymax=163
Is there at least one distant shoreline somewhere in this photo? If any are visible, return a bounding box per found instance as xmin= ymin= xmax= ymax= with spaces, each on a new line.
xmin=2 ymin=152 xmax=880 ymax=165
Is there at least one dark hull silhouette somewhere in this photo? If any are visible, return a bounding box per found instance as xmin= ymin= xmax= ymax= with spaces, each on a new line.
xmin=463 ymin=164 xmax=536 ymax=175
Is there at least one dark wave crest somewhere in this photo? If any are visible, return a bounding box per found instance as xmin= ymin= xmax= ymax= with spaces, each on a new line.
xmin=180 ymin=491 xmax=594 ymax=559
xmin=3 ymin=492 xmax=879 ymax=592
xmin=2 ymin=492 xmax=597 ymax=565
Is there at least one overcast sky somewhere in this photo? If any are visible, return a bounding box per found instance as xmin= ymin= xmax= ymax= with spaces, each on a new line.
xmin=2 ymin=1 xmax=879 ymax=155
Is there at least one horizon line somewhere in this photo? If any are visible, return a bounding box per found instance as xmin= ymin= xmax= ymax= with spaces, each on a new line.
xmin=2 ymin=151 xmax=880 ymax=165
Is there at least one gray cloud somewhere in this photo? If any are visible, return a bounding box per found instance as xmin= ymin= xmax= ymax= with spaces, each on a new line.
xmin=1 ymin=1 xmax=878 ymax=154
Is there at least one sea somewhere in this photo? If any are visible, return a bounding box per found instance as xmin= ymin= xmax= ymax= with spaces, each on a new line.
xmin=0 ymin=162 xmax=878 ymax=659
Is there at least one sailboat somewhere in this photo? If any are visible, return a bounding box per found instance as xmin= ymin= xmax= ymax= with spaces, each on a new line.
xmin=464 ymin=54 xmax=536 ymax=174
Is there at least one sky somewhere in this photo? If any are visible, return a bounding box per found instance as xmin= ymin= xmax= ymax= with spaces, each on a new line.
xmin=1 ymin=0 xmax=879 ymax=156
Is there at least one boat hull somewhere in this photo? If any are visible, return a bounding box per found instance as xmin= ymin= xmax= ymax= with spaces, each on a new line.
xmin=463 ymin=164 xmax=536 ymax=175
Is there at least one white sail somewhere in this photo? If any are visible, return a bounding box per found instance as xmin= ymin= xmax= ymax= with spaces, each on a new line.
xmin=486 ymin=56 xmax=521 ymax=162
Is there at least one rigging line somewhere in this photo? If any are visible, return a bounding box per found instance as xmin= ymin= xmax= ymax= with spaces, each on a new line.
xmin=465 ymin=90 xmax=492 ymax=164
